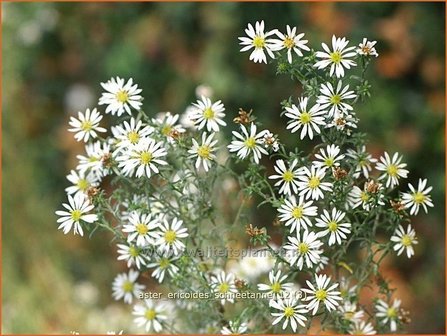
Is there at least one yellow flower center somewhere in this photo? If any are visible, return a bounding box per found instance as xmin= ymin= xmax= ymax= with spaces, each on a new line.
xmin=122 ymin=280 xmax=134 ymax=293
xmin=386 ymin=164 xmax=398 ymax=177
xmin=299 ymin=112 xmax=311 ymax=124
xmin=292 ymin=206 xmax=304 ymax=219
xmin=159 ymin=258 xmax=170 ymax=269
xmin=282 ymin=170 xmax=294 ymax=182
xmin=308 ymin=176 xmax=320 ymax=189
xmin=127 ymin=131 xmax=140 ymax=144
xmin=283 ymin=37 xmax=295 ymax=49
xmin=81 ymin=120 xmax=93 ymax=131
xmin=140 ymin=151 xmax=153 ymax=165
xmin=330 ymin=95 xmax=341 ymax=105
xmin=116 ymin=90 xmax=129 ymax=103
xmin=330 ymin=51 xmax=342 ymax=64
xmin=401 ymin=234 xmax=412 ymax=247
xmin=298 ymin=242 xmax=309 ymax=254
xmin=253 ymin=36 xmax=265 ymax=48
xmin=129 ymin=245 xmax=140 ymax=257
xmin=271 ymin=281 xmax=282 ymax=294
xmin=387 ymin=307 xmax=397 ymax=318
xmin=197 ymin=145 xmax=211 ymax=159
xmin=324 ymin=157 xmax=335 ymax=167
xmin=360 ymin=192 xmax=369 ymax=202
xmin=413 ymin=192 xmax=426 ymax=204
xmin=315 ymin=289 xmax=327 ymax=301
xmin=136 ymin=223 xmax=148 ymax=235
xmin=328 ymin=221 xmax=338 ymax=232
xmin=203 ymin=107 xmax=215 ymax=120
xmin=145 ymin=309 xmax=157 ymax=320
xmin=344 ymin=311 xmax=355 ymax=320
xmin=71 ymin=209 xmax=82 ymax=221
xmin=284 ymin=306 xmax=295 ymax=318
xmin=218 ymin=282 xmax=229 ymax=293
xmin=164 ymin=230 xmax=177 ymax=244
xmin=162 ymin=125 xmax=172 ymax=136
xmin=77 ymin=178 xmax=89 ymax=191
xmin=244 ymin=137 xmax=256 ymax=149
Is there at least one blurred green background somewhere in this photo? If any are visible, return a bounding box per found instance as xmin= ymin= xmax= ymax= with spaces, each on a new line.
xmin=2 ymin=2 xmax=445 ymax=334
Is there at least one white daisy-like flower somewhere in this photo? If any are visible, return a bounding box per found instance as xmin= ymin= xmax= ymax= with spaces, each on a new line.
xmin=302 ymin=274 xmax=342 ymax=315
xmin=133 ymin=299 xmax=167 ymax=332
xmin=262 ymin=131 xmax=280 ymax=152
xmin=65 ymin=169 xmax=99 ymax=197
xmin=147 ymin=255 xmax=180 ymax=283
xmin=122 ymin=212 xmax=160 ymax=247
xmin=347 ymin=183 xmax=385 ymax=211
xmin=235 ymin=250 xmax=275 ymax=281
xmin=270 ymin=25 xmax=310 ymax=63
xmin=375 ymin=298 xmax=401 ymax=332
xmin=190 ymin=96 xmax=227 ymax=132
xmin=227 ymin=123 xmax=268 ymax=164
xmin=317 ymin=81 xmax=357 ymax=117
xmin=155 ymin=217 xmax=189 ymax=256
xmin=270 ymin=296 xmax=308 ymax=332
xmin=277 ymin=195 xmax=318 ymax=233
xmin=375 ymin=152 xmax=409 ymax=188
xmin=390 ymin=224 xmax=418 ymax=258
xmin=297 ymin=166 xmax=333 ymax=201
xmin=314 ymin=35 xmax=357 ymax=78
xmin=152 ymin=112 xmax=186 ymax=141
xmin=339 ymin=277 xmax=357 ymax=300
xmin=346 ymin=146 xmax=378 ymax=179
xmin=238 ymin=20 xmax=276 ymax=64
xmin=68 ymin=108 xmax=106 ymax=142
xmin=401 ymin=178 xmax=434 ymax=215
xmin=112 ymin=117 xmax=153 ymax=150
xmin=284 ymin=230 xmax=323 ymax=270
xmin=117 ymin=138 xmax=167 ymax=178
xmin=112 ymin=269 xmax=145 ymax=304
xmin=188 ymin=132 xmax=218 ymax=172
xmin=221 ymin=321 xmax=248 ymax=335
xmin=269 ymin=159 xmax=302 ymax=196
xmin=315 ymin=208 xmax=351 ymax=246
xmin=211 ymin=271 xmax=238 ymax=305
xmin=349 ymin=320 xmax=377 ymax=335
xmin=326 ymin=109 xmax=358 ymax=134
xmin=99 ymin=77 xmax=142 ymax=116
xmin=55 ymin=193 xmax=98 ymax=236
xmin=284 ymin=98 xmax=325 ymax=140
xmin=339 ymin=301 xmax=364 ymax=323
xmin=117 ymin=243 xmax=148 ymax=270
xmin=76 ymin=141 xmax=111 ymax=178
xmin=313 ymin=144 xmax=345 ymax=170
xmin=357 ymin=38 xmax=379 ymax=57
xmin=315 ymin=255 xmax=329 ymax=273
xmin=257 ymin=270 xmax=293 ymax=297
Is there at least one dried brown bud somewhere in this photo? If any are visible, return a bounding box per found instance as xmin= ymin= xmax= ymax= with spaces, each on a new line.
xmin=390 ymin=200 xmax=405 ymax=212
xmin=333 ymin=167 xmax=348 ymax=180
xmin=87 ymin=187 xmax=100 ymax=199
xmin=101 ymin=153 xmax=113 ymax=168
xmin=399 ymin=308 xmax=411 ymax=324
xmin=336 ymin=117 xmax=346 ymax=126
xmin=233 ymin=108 xmax=254 ymax=125
xmin=245 ymin=224 xmax=265 ymax=237
xmin=365 ymin=180 xmax=380 ymax=193
xmin=234 ymin=278 xmax=247 ymax=290
xmin=169 ymin=129 xmax=181 ymax=140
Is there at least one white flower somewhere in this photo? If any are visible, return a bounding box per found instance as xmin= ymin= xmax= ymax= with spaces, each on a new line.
xmin=375 ymin=152 xmax=409 ymax=188
xmin=315 ymin=208 xmax=351 ymax=246
xmin=76 ymin=141 xmax=111 ymax=178
xmin=262 ymin=131 xmax=280 ymax=152
xmin=339 ymin=301 xmax=364 ymax=323
xmin=133 ymin=299 xmax=167 ymax=332
xmin=284 ymin=230 xmax=323 ymax=270
xmin=147 ymin=255 xmax=180 ymax=283
xmin=375 ymin=298 xmax=401 ymax=332
xmin=221 ymin=321 xmax=248 ymax=335
xmin=227 ymin=123 xmax=268 ymax=164
xmin=277 ymin=195 xmax=318 ymax=233
xmin=99 ymin=77 xmax=142 ymax=116
xmin=239 ymin=20 xmax=276 ymax=64
xmin=155 ymin=217 xmax=189 ymax=256
xmin=112 ymin=269 xmax=145 ymax=304
xmin=117 ymin=138 xmax=168 ymax=178
xmin=317 ymin=82 xmax=357 ymax=117
xmin=339 ymin=277 xmax=357 ymax=300
xmin=236 ymin=250 xmax=275 ymax=280
xmin=347 ymin=183 xmax=385 ymax=211
xmin=122 ymin=212 xmax=160 ymax=247
xmin=313 ymin=144 xmax=345 ymax=170
xmin=285 ymin=98 xmax=325 ymax=140
xmin=65 ymin=169 xmax=99 ymax=197
xmin=190 ymin=96 xmax=227 ymax=132
xmin=302 ymin=274 xmax=342 ymax=315
xmin=153 ymin=112 xmax=186 ymax=141
xmin=346 ymin=146 xmax=377 ymax=179
xmin=326 ymin=109 xmax=358 ymax=133
xmin=349 ymin=320 xmax=377 ymax=335
xmin=111 ymin=117 xmax=153 ymax=150
xmin=270 ymin=296 xmax=307 ymax=332
xmin=297 ymin=166 xmax=333 ymax=201
xmin=117 ymin=243 xmax=148 ymax=270
xmin=357 ymin=38 xmax=379 ymax=57
xmin=315 ymin=255 xmax=329 ymax=273
xmin=314 ymin=35 xmax=357 ymax=78
xmin=269 ymin=159 xmax=302 ymax=196
xmin=55 ymin=193 xmax=98 ymax=236
xmin=188 ymin=132 xmax=218 ymax=172
xmin=401 ymin=178 xmax=434 ymax=215
xmin=390 ymin=224 xmax=418 ymax=258
xmin=270 ymin=25 xmax=310 ymax=63
xmin=68 ymin=108 xmax=106 ymax=142
xmin=257 ymin=270 xmax=293 ymax=297
xmin=211 ymin=271 xmax=238 ymax=304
